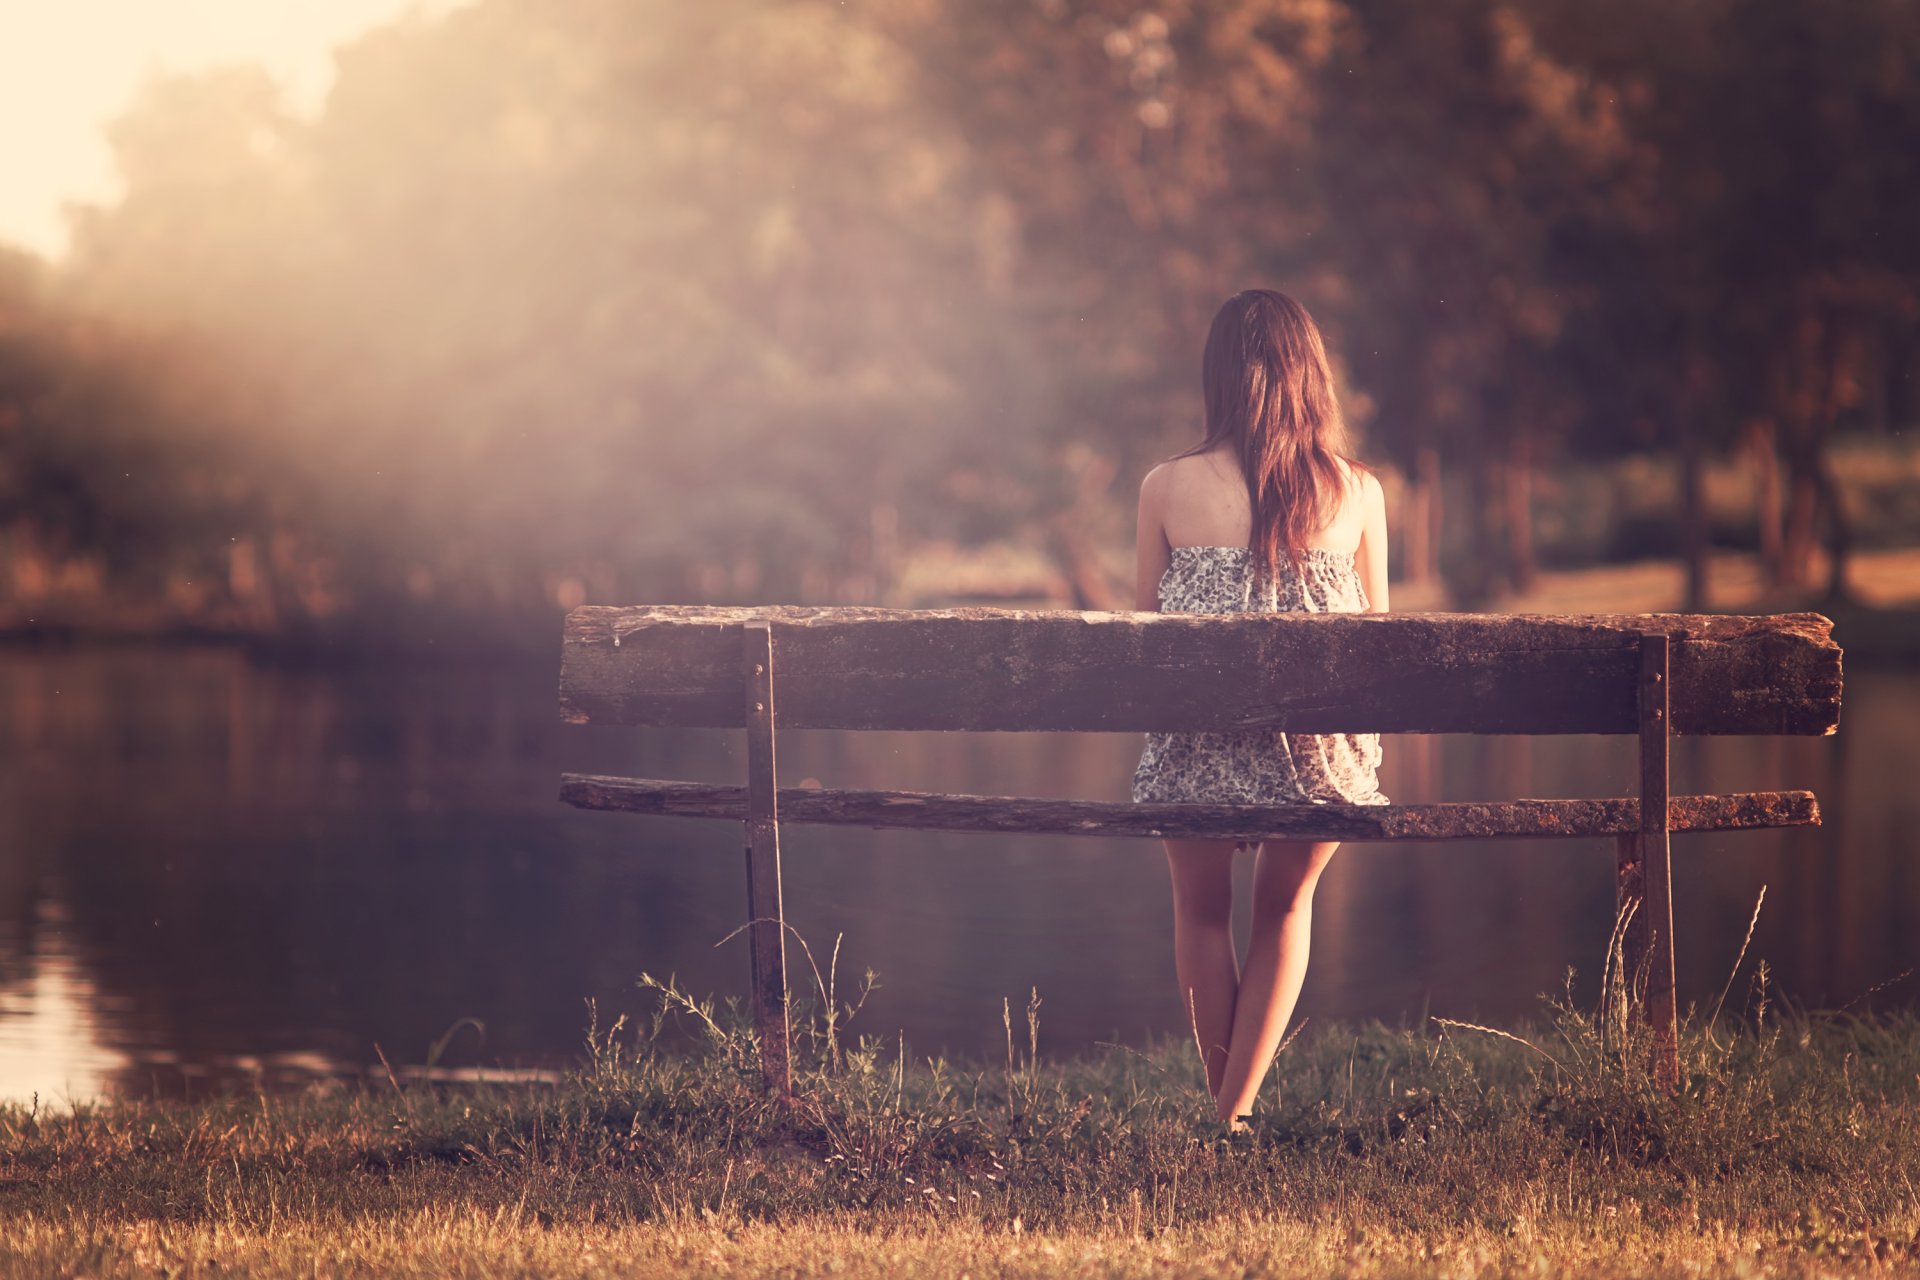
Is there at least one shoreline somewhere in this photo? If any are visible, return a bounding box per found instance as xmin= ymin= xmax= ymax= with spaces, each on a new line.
xmin=5 ymin=547 xmax=1918 ymax=665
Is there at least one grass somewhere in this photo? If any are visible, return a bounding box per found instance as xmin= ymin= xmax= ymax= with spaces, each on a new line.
xmin=1 ymin=938 xmax=1917 ymax=1278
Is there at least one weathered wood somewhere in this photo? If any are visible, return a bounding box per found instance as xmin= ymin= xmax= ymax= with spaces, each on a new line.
xmin=559 ymin=607 xmax=1841 ymax=736
xmin=741 ymin=623 xmax=791 ymax=1098
xmin=1639 ymin=634 xmax=1681 ymax=1091
xmin=559 ymin=774 xmax=1820 ymax=841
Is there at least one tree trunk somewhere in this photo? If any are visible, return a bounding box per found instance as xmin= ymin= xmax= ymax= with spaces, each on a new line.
xmin=1679 ymin=415 xmax=1708 ymax=610
xmin=1814 ymin=450 xmax=1853 ymax=602
xmin=1748 ymin=419 xmax=1785 ymax=584
xmin=1406 ymin=447 xmax=1441 ymax=586
xmin=1811 ymin=313 xmax=1856 ymax=603
xmin=1048 ymin=445 xmax=1122 ymax=611
xmin=1049 ymin=515 xmax=1121 ymax=611
xmin=1448 ymin=459 xmax=1501 ymax=608
xmin=1505 ymin=439 xmax=1536 ymax=595
xmin=1780 ymin=465 xmax=1818 ymax=588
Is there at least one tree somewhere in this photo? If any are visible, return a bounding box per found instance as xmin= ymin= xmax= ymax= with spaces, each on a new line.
xmin=62 ymin=0 xmax=1032 ymax=631
xmin=1545 ymin=0 xmax=1920 ymax=603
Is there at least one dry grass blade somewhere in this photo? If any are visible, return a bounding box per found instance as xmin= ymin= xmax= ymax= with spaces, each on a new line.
xmin=1092 ymin=1040 xmax=1165 ymax=1072
xmin=1430 ymin=1017 xmax=1566 ymax=1071
xmin=372 ymin=1042 xmax=415 ymax=1123
xmin=1003 ymin=997 xmax=1016 ymax=1125
xmin=1259 ymin=1017 xmax=1311 ymax=1111
xmin=1274 ymin=1016 xmax=1309 ymax=1060
xmin=1839 ymin=966 xmax=1917 ymax=1014
xmin=1706 ymin=885 xmax=1766 ymax=1043
xmin=711 ymin=919 xmax=877 ymax=1070
xmin=1184 ymin=987 xmax=1210 ymax=1096
xmin=1599 ymin=894 xmax=1642 ymax=1051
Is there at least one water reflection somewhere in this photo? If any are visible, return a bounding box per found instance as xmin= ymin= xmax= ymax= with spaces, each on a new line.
xmin=0 ymin=645 xmax=1913 ymax=1103
xmin=0 ymin=899 xmax=126 ymax=1104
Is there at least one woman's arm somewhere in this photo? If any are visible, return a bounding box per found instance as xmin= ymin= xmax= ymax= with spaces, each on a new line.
xmin=1135 ymin=466 xmax=1172 ymax=612
xmin=1356 ymin=470 xmax=1389 ymax=613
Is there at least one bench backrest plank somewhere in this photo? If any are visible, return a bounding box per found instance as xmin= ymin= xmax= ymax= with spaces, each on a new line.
xmin=560 ymin=606 xmax=1840 ymax=736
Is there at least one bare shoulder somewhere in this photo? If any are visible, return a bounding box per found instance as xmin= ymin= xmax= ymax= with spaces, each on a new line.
xmin=1138 ymin=459 xmax=1173 ymax=508
xmin=1141 ymin=452 xmax=1211 ymax=500
xmin=1360 ymin=465 xmax=1385 ymax=507
xmin=1337 ymin=457 xmax=1380 ymax=498
xmin=1156 ymin=450 xmax=1240 ymax=489
xmin=1355 ymin=465 xmax=1387 ymax=531
xmin=1137 ymin=460 xmax=1183 ymax=534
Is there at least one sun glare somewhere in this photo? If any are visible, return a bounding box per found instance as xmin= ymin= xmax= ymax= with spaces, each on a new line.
xmin=0 ymin=0 xmax=468 ymax=259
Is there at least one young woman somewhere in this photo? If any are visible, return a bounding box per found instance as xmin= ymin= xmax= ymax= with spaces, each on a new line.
xmin=1131 ymin=288 xmax=1390 ymax=1129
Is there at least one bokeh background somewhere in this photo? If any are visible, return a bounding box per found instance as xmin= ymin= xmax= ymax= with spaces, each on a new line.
xmin=2 ymin=0 xmax=1916 ymax=1103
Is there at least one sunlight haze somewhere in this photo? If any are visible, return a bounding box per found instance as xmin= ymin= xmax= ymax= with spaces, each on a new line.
xmin=0 ymin=0 xmax=467 ymax=259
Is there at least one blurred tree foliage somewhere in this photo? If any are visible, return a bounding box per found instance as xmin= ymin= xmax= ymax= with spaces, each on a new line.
xmin=2 ymin=0 xmax=1916 ymax=647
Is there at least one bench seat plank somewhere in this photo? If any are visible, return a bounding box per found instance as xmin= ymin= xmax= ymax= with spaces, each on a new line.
xmin=560 ymin=607 xmax=1841 ymax=736
xmin=558 ymin=773 xmax=1819 ymax=841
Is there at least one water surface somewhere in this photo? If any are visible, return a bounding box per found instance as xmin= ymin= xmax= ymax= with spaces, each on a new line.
xmin=1 ymin=646 xmax=1912 ymax=1102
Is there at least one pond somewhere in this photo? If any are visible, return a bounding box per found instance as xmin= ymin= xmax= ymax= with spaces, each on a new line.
xmin=1 ymin=645 xmax=1913 ymax=1102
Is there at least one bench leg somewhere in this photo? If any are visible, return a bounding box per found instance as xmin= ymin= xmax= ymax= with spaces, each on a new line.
xmin=743 ymin=622 xmax=793 ymax=1098
xmin=1637 ymin=633 xmax=1680 ymax=1091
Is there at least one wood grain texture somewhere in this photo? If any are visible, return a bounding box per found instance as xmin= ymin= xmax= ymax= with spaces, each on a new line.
xmin=558 ymin=774 xmax=1820 ymax=841
xmin=558 ymin=606 xmax=1842 ymax=735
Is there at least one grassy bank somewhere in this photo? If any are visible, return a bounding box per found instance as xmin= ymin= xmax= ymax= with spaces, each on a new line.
xmin=2 ymin=973 xmax=1917 ymax=1277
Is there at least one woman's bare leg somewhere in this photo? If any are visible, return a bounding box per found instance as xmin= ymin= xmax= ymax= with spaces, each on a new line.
xmin=1163 ymin=837 xmax=1240 ymax=1099
xmin=1212 ymin=839 xmax=1340 ymax=1124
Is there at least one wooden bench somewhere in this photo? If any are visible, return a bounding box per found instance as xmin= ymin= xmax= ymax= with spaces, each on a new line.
xmin=557 ymin=606 xmax=1843 ymax=1097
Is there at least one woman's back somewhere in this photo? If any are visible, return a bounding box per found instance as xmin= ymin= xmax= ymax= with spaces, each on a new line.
xmin=1137 ymin=446 xmax=1387 ymax=615
xmin=1150 ymin=447 xmax=1371 ymax=555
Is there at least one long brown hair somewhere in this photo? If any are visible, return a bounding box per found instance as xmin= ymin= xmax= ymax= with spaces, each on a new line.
xmin=1174 ymin=289 xmax=1360 ymax=583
